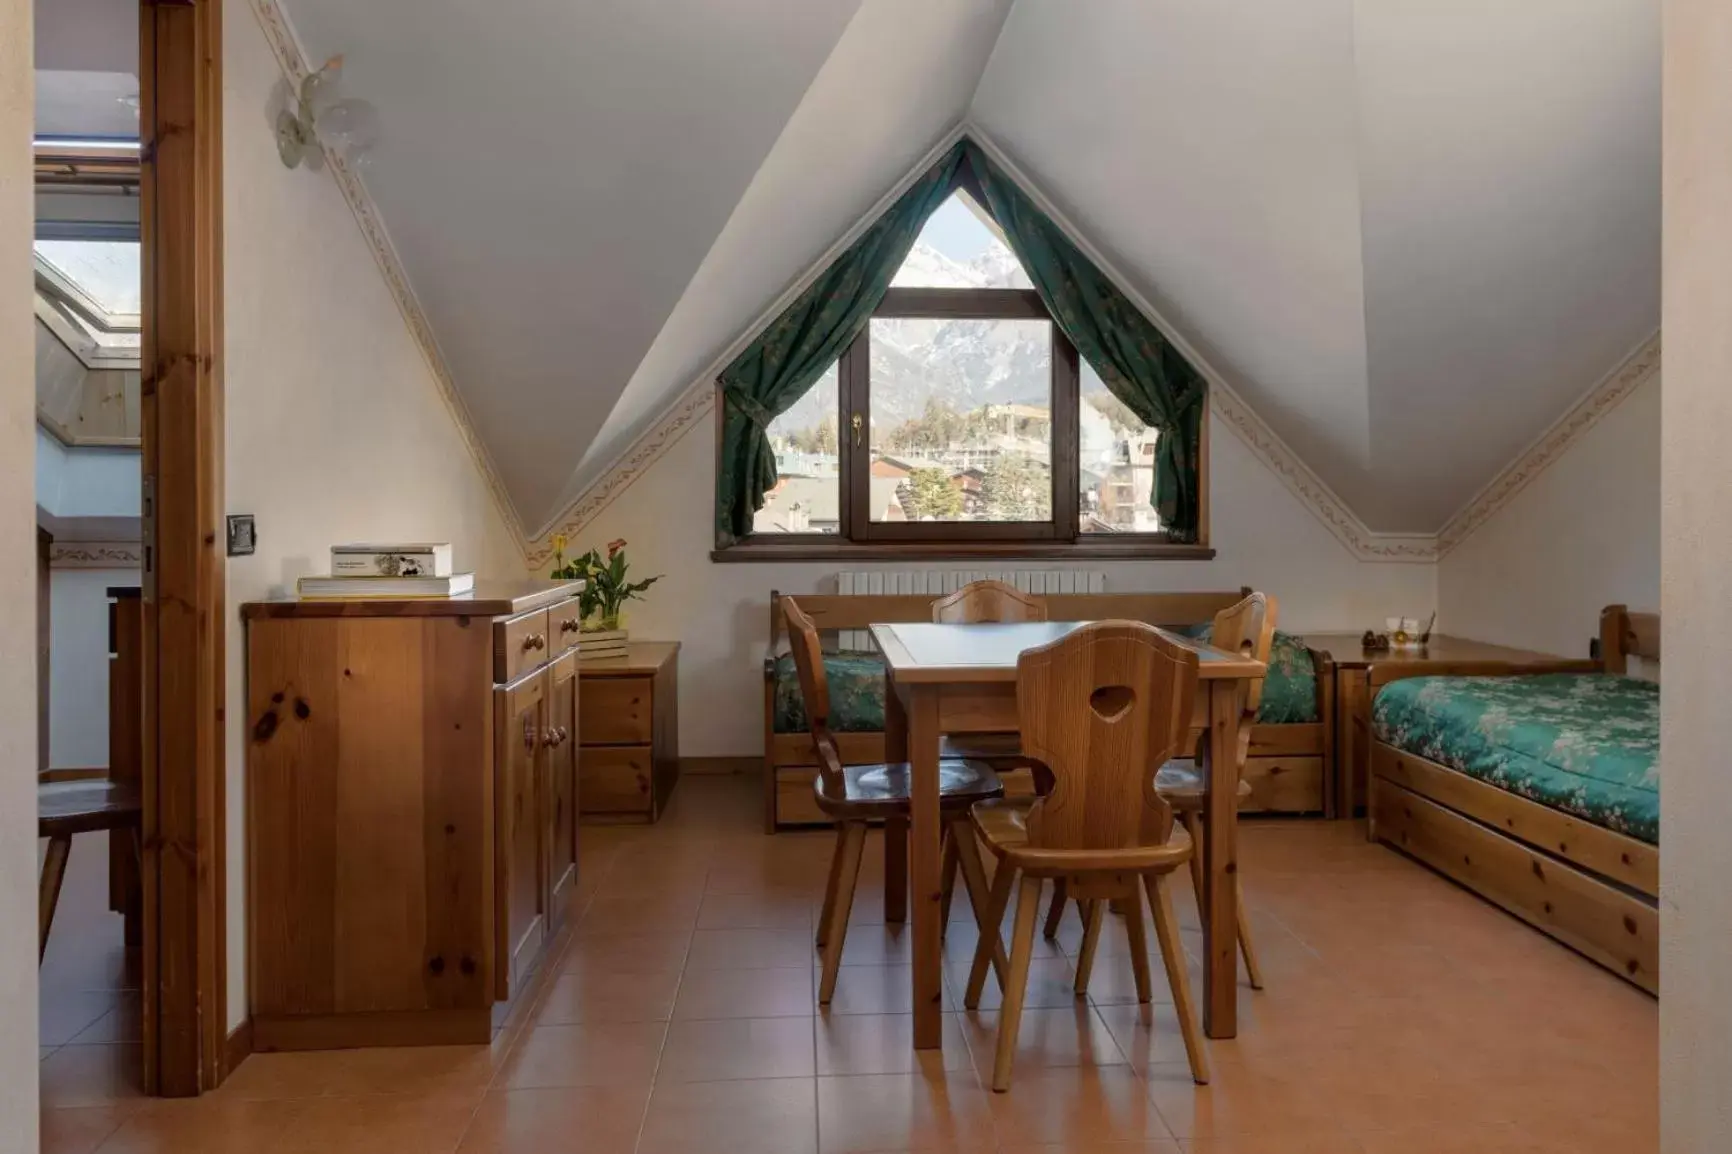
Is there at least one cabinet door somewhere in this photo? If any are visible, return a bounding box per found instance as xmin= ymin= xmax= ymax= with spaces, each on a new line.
xmin=546 ymin=652 xmax=580 ymax=917
xmin=494 ymin=671 xmax=547 ymax=1001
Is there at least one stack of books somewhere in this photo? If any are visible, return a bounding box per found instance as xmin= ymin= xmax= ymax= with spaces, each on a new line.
xmin=297 ymin=543 xmax=475 ymax=599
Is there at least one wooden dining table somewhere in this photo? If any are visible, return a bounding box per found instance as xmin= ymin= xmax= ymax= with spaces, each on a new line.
xmin=870 ymin=620 xmax=1267 ymax=1050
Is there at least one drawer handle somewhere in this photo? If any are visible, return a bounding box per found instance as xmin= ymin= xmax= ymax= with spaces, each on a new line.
xmin=543 ymin=725 xmax=569 ymax=748
xmin=559 ymin=619 xmax=580 ymax=634
xmin=522 ymin=633 xmax=547 ymax=652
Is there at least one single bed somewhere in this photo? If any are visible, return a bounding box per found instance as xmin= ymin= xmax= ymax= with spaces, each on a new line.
xmin=1367 ymin=605 xmax=1659 ymax=992
xmin=763 ymin=589 xmax=1338 ymax=829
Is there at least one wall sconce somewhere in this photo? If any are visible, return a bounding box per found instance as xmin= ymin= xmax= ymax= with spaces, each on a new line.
xmin=274 ymin=55 xmax=379 ymax=171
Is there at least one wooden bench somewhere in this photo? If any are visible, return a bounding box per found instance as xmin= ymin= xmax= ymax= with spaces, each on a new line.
xmin=40 ymin=780 xmax=142 ymax=962
xmin=763 ymin=588 xmax=1337 ymax=830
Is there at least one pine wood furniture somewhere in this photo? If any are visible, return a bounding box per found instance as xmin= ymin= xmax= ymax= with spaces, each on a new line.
xmin=576 ymin=642 xmax=681 ymax=822
xmin=241 ymin=580 xmax=584 ymax=1049
xmin=765 ymin=589 xmax=1333 ymax=828
xmin=1305 ymin=631 xmax=1563 ymax=819
xmin=781 ymin=598 xmax=1005 ymax=1005
xmin=873 ymin=618 xmax=1264 ymax=1049
xmin=40 ymin=780 xmax=142 ymax=962
xmin=965 ymin=622 xmax=1210 ymax=1090
xmin=1365 ymin=606 xmax=1654 ymax=991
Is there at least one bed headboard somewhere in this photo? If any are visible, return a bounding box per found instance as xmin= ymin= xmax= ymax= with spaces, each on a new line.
xmin=1600 ymin=604 xmax=1660 ymax=675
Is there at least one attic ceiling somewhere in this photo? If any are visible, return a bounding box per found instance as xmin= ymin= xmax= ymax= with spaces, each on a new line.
xmin=273 ymin=0 xmax=1658 ymax=537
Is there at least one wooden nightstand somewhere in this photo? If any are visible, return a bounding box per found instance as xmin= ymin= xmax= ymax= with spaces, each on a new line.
xmin=577 ymin=642 xmax=680 ymax=823
xmin=1301 ymin=634 xmax=1560 ymax=819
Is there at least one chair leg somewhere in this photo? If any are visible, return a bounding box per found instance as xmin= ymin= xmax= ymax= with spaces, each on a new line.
xmin=1236 ymin=875 xmax=1265 ymax=990
xmin=1122 ymin=883 xmax=1153 ymax=1004
xmin=40 ymin=836 xmax=72 ymax=964
xmin=1145 ymin=871 xmax=1210 ymax=1085
xmin=884 ymin=815 xmax=908 ymax=925
xmin=939 ymin=826 xmax=959 ymax=934
xmin=991 ymin=873 xmax=1045 ymax=1092
xmin=949 ymin=823 xmax=1008 ymax=987
xmin=1042 ymin=878 xmax=1068 ymax=939
xmin=1073 ymin=898 xmax=1104 ymax=996
xmin=816 ymin=826 xmax=847 ymax=949
xmin=818 ymin=822 xmax=867 ymax=1005
xmin=1179 ymin=810 xmax=1206 ymax=909
xmin=966 ymin=859 xmax=1016 ymax=1010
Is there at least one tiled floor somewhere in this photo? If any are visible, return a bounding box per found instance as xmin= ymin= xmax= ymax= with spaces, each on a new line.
xmin=41 ymin=774 xmax=1658 ymax=1152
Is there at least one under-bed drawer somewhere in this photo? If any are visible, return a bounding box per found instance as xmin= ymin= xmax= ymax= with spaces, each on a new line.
xmin=1241 ymin=756 xmax=1324 ymax=814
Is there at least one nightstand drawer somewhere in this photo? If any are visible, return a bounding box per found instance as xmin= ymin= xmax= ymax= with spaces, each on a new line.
xmin=581 ymin=746 xmax=654 ymax=814
xmin=494 ymin=609 xmax=551 ymax=684
xmin=580 ymin=676 xmax=654 ymax=744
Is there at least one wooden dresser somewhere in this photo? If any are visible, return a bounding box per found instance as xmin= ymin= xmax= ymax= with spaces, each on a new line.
xmin=577 ymin=642 xmax=680 ymax=822
xmin=242 ymin=580 xmax=584 ymax=1049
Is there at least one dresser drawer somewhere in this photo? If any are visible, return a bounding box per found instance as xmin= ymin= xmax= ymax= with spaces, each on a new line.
xmin=494 ymin=609 xmax=551 ymax=684
xmin=579 ymin=676 xmax=654 ymax=744
xmin=548 ymin=599 xmax=585 ymax=658
xmin=581 ymin=746 xmax=654 ymax=814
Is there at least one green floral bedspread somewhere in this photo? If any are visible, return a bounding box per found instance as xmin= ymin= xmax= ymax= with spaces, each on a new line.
xmin=770 ymin=625 xmax=1319 ymax=734
xmin=1372 ymin=674 xmax=1659 ymax=844
xmin=1178 ymin=624 xmax=1320 ymax=725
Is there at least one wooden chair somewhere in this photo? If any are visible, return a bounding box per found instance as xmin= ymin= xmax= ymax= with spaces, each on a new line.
xmin=965 ymin=622 xmax=1209 ymax=1091
xmin=40 ymin=780 xmax=142 ymax=963
xmin=782 ymin=596 xmax=1008 ymax=1004
xmin=1040 ymin=593 xmax=1276 ymax=990
xmin=930 ymin=579 xmax=1046 ymax=626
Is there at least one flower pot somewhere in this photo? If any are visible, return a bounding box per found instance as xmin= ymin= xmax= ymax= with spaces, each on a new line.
xmin=578 ymin=613 xmax=628 ymax=659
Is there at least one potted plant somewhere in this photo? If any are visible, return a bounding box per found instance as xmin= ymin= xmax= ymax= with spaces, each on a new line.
xmin=549 ymin=536 xmax=662 ymax=657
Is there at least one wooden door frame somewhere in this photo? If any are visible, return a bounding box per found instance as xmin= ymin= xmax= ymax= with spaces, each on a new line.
xmin=138 ymin=0 xmax=226 ymax=1096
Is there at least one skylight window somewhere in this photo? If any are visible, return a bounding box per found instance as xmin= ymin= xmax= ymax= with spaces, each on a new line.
xmin=35 ymin=239 xmax=142 ymax=325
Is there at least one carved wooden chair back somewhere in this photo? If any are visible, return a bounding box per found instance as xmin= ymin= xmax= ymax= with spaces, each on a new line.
xmin=931 ymin=580 xmax=1047 ymax=624
xmin=1208 ymin=594 xmax=1277 ymax=763
xmin=1016 ymin=622 xmax=1198 ymax=852
xmin=781 ymin=596 xmax=845 ymax=794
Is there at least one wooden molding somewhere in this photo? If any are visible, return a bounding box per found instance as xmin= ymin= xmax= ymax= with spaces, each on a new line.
xmin=223 ymin=1018 xmax=252 ymax=1079
xmin=48 ymin=541 xmax=143 ymax=569
xmin=243 ymin=0 xmax=525 ymax=545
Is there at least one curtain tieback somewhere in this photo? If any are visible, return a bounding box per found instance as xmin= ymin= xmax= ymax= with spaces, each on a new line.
xmin=719 ymin=384 xmax=776 ymax=430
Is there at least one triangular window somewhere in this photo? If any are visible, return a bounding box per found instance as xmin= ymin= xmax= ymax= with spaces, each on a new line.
xmin=890 ymin=190 xmax=1033 ymax=291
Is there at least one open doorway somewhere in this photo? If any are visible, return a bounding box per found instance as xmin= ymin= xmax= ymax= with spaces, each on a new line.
xmin=33 ymin=0 xmax=227 ymax=1102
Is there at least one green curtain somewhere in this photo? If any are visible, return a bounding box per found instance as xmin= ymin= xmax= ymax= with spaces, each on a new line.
xmin=961 ymin=142 xmax=1206 ymax=542
xmin=714 ymin=144 xmax=969 ymax=543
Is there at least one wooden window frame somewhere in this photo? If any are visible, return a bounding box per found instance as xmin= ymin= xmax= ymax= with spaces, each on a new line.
xmin=713 ymin=164 xmax=1212 ymax=563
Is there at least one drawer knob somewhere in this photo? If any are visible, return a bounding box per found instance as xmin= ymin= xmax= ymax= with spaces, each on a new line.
xmin=543 ymin=726 xmax=569 ymax=748
xmin=559 ymin=619 xmax=580 ymax=634
xmin=523 ymin=633 xmax=546 ymax=652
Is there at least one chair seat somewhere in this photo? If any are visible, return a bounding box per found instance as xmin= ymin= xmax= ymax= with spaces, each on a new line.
xmin=39 ymin=781 xmax=141 ymax=839
xmin=815 ymin=759 xmax=1002 ymax=818
xmin=968 ymin=797 xmax=1193 ymax=875
xmin=1154 ymin=762 xmax=1254 ymax=812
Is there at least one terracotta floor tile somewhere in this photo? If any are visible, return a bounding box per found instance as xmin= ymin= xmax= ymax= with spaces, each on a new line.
xmin=1000 ymin=1143 xmax=1182 ymax=1154
xmin=699 ymin=891 xmax=816 ymax=931
xmin=39 ymin=1105 xmax=132 ymax=1154
xmin=659 ymin=1016 xmax=817 ymax=1082
xmin=578 ymin=892 xmax=702 ymax=935
xmin=984 ymin=1066 xmax=1172 ymax=1144
xmin=826 ymin=963 xmax=956 ymax=1016
xmin=673 ymin=965 xmax=814 ymax=1019
xmin=816 ymin=1014 xmax=973 ymax=1077
xmin=944 ymin=958 xmax=1079 ymax=1012
xmin=38 ymin=1044 xmax=145 ymax=1108
xmin=498 ymin=1022 xmax=667 ymax=1090
xmin=963 ymin=1005 xmax=1126 ymax=1080
xmin=1352 ymin=1123 xmax=1541 ymax=1154
xmin=323 ymin=1045 xmax=502 ymax=1099
xmin=1147 ymin=1063 xmax=1341 ymax=1140
xmin=455 ymin=1085 xmax=649 ymax=1153
xmin=688 ymin=927 xmax=817 ymax=969
xmin=276 ymin=1092 xmax=481 ymax=1152
xmin=562 ymin=929 xmax=692 ymax=972
xmin=531 ymin=967 xmax=683 ymax=1025
xmin=637 ymin=1076 xmax=818 ymax=1154
xmin=1177 ymin=1129 xmax=1368 ymax=1152
xmin=816 ymin=1070 xmax=997 ymax=1153
xmin=95 ymin=1099 xmax=305 ymax=1153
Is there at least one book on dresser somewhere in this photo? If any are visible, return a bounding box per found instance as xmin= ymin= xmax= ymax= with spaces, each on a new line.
xmin=331 ymin=542 xmax=454 ymax=578
xmin=297 ymin=572 xmax=475 ymax=599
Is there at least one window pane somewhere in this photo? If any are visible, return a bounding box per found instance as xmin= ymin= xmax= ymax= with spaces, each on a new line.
xmin=890 ymin=191 xmax=1034 ymax=290
xmin=1079 ymin=359 xmax=1162 ymax=533
xmin=755 ymin=362 xmax=839 ymax=534
xmin=867 ymin=317 xmax=1052 ymax=523
xmin=34 ymin=239 xmax=141 ymax=321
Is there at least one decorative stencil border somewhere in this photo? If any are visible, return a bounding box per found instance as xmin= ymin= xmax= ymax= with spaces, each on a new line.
xmin=51 ymin=542 xmax=143 ymax=570
xmin=1435 ymin=332 xmax=1660 ymax=558
xmin=246 ymin=0 xmax=525 ymax=544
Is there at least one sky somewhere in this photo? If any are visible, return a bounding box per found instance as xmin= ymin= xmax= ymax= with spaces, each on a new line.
xmin=916 ymin=192 xmax=1003 ymax=263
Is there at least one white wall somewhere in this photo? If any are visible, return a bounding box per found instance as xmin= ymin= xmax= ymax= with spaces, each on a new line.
xmin=1661 ymin=2 xmax=1732 ymax=1147
xmin=0 ymin=0 xmax=41 ymax=1141
xmin=222 ymin=7 xmax=524 ymax=1029
xmin=34 ymin=425 xmax=141 ymax=520
xmin=563 ymin=406 xmax=1437 ymax=757
xmin=47 ymin=569 xmax=137 ymax=770
xmin=1438 ymin=372 xmax=1659 ymax=658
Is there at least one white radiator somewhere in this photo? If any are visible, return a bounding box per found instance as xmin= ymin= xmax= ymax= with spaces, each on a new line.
xmin=835 ymin=569 xmax=1107 ymax=650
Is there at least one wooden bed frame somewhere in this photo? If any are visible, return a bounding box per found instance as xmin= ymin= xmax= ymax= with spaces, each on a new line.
xmin=1367 ymin=604 xmax=1660 ymax=993
xmin=763 ymin=588 xmax=1337 ymax=830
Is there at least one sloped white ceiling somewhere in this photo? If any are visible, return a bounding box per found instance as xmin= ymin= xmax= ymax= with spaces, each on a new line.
xmin=267 ymin=0 xmax=1658 ymax=539
xmin=278 ymin=0 xmax=862 ymax=527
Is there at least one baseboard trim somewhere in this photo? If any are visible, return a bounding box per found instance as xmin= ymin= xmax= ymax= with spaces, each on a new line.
xmin=39 ymin=767 xmax=108 ymax=783
xmin=680 ymin=756 xmax=762 ymax=777
xmin=223 ymin=1018 xmax=252 ymax=1081
xmin=253 ymin=1008 xmax=492 ymax=1051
